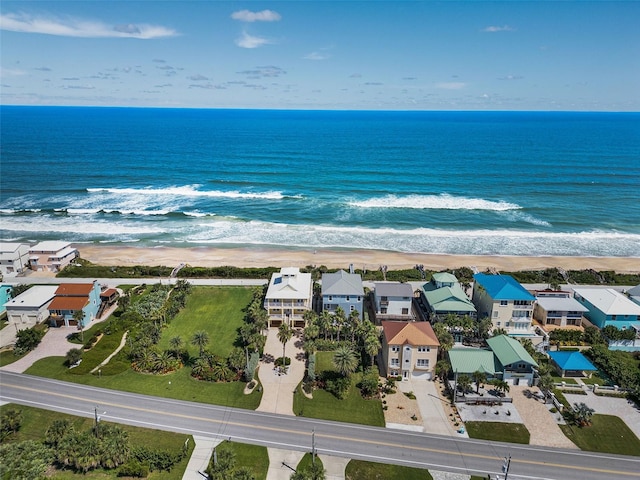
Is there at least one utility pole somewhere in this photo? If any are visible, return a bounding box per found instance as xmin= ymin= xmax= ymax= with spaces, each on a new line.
xmin=502 ymin=453 xmax=511 ymax=480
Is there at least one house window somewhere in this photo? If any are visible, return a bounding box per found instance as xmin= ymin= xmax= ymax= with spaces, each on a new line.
xmin=417 ymin=346 xmax=430 ymax=352
xmin=500 ymin=300 xmax=508 ymax=306
xmin=381 ymin=308 xmax=387 ymax=314
xmin=391 ymin=358 xmax=399 ymax=366
xmin=357 ymin=296 xmax=361 ymax=301
xmin=328 ymin=296 xmax=332 ymax=301
xmin=390 ymin=370 xmax=398 ymax=376
xmin=493 ymin=311 xmax=499 ymax=318
xmin=391 ymin=346 xmax=399 ymax=352
xmin=497 ymin=321 xmax=501 ymax=327
xmin=417 ymin=359 xmax=429 ymax=367
xmin=350 ymin=305 xmax=355 ymax=312
xmin=402 ymin=308 xmax=409 ymax=315
xmin=346 ymin=296 xmax=350 ymax=301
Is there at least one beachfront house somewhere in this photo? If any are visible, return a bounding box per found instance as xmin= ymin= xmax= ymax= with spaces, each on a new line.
xmin=373 ymin=282 xmax=414 ymax=320
xmin=572 ymin=287 xmax=640 ymax=329
xmin=4 ymin=285 xmax=58 ymax=331
xmin=381 ymin=321 xmax=439 ymax=380
xmin=0 ymin=242 xmax=30 ymax=278
xmin=627 ymin=284 xmax=640 ymax=308
xmin=472 ymin=273 xmax=535 ymax=336
xmin=48 ymin=281 xmax=102 ymax=328
xmin=419 ymin=272 xmax=476 ymax=321
xmin=533 ymin=290 xmax=588 ymax=333
xmin=448 ymin=334 xmax=538 ymax=387
xmin=321 ymin=269 xmax=365 ymax=320
xmin=28 ymin=241 xmax=78 ymax=273
xmin=264 ymin=267 xmax=313 ymax=328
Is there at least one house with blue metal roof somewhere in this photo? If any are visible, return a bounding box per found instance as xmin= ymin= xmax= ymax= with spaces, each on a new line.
xmin=548 ymin=351 xmax=597 ymax=378
xmin=472 ymin=273 xmax=536 ymax=337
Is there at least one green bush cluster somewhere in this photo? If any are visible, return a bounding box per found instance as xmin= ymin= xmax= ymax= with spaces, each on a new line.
xmin=14 ymin=327 xmax=46 ymax=355
xmin=244 ymin=352 xmax=259 ymax=382
xmin=306 ymin=353 xmax=316 ymax=382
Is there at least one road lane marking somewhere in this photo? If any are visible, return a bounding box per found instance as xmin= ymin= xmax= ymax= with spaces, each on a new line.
xmin=2 ymin=384 xmax=639 ymax=478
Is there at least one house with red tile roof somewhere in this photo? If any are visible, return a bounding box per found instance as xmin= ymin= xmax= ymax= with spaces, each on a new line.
xmin=381 ymin=321 xmax=439 ymax=380
xmin=48 ymin=281 xmax=102 ymax=328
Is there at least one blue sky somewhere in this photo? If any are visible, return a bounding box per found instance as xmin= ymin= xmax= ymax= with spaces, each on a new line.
xmin=1 ymin=1 xmax=638 ymax=110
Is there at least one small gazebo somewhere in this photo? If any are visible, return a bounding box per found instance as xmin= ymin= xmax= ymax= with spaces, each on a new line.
xmin=548 ymin=351 xmax=597 ymax=378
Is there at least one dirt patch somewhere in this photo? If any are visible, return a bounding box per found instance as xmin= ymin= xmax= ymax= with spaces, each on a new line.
xmin=383 ymin=388 xmax=423 ymax=425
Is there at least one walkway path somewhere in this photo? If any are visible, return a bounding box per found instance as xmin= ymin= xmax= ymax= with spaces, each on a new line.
xmin=182 ymin=436 xmax=222 ymax=480
xmin=256 ymin=328 xmax=306 ymax=416
xmin=509 ymin=385 xmax=578 ymax=449
xmin=90 ymin=331 xmax=128 ymax=373
xmin=0 ymin=326 xmax=77 ymax=373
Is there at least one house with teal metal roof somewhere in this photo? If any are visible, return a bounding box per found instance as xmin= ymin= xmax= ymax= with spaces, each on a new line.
xmin=548 ymin=351 xmax=596 ymax=378
xmin=448 ymin=334 xmax=538 ymax=386
xmin=420 ymin=272 xmax=476 ymax=321
xmin=472 ymin=273 xmax=536 ymax=338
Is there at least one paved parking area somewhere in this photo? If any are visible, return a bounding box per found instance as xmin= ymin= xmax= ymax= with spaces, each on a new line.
xmin=564 ymin=389 xmax=640 ymax=439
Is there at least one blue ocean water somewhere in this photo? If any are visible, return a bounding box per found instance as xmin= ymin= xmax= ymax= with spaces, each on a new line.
xmin=1 ymin=106 xmax=639 ymax=257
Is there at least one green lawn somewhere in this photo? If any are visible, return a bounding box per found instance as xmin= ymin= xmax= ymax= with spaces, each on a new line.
xmin=293 ymin=351 xmax=384 ymax=427
xmin=580 ymin=373 xmax=610 ymax=386
xmin=552 ymin=376 xmax=577 ymax=384
xmin=158 ymin=286 xmax=253 ymax=357
xmin=345 ymin=459 xmax=432 ymax=480
xmin=296 ymin=452 xmax=323 ymax=472
xmin=216 ymin=441 xmax=269 ymax=480
xmin=465 ymin=421 xmax=531 ymax=444
xmin=0 ymin=348 xmax=27 ymax=367
xmin=25 ymin=355 xmax=262 ymax=410
xmin=68 ymin=330 xmax=127 ymax=375
xmin=0 ymin=403 xmax=193 ymax=480
xmin=559 ymin=414 xmax=640 ymax=456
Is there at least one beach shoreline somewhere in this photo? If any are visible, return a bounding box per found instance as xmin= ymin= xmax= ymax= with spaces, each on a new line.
xmin=75 ymin=244 xmax=640 ymax=274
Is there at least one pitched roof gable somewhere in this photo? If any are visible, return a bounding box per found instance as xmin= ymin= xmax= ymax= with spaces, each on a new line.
xmin=474 ymin=274 xmax=534 ymax=301
xmin=573 ymin=287 xmax=640 ymax=315
xmin=486 ymin=335 xmax=537 ymax=367
xmin=424 ymin=285 xmax=476 ymax=312
xmin=55 ymin=283 xmax=95 ymax=296
xmin=382 ymin=321 xmax=439 ymax=347
xmin=48 ymin=296 xmax=89 ymax=311
xmin=322 ymin=270 xmax=364 ymax=296
xmin=448 ymin=349 xmax=499 ymax=375
xmin=548 ymin=351 xmax=596 ymax=371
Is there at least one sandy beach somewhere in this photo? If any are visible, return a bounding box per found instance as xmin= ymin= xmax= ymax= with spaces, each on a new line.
xmin=76 ymin=245 xmax=640 ymax=273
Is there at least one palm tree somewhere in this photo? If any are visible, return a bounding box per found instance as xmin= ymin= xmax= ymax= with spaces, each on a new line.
xmin=472 ymin=370 xmax=487 ymax=394
xmin=277 ymin=323 xmax=293 ymax=365
xmin=457 ymin=374 xmax=472 ymax=396
xmin=538 ymin=374 xmax=555 ymax=402
xmin=169 ymin=335 xmax=183 ymax=351
xmin=435 ymin=359 xmax=451 ymax=381
xmin=490 ymin=378 xmax=510 ymax=397
xmin=572 ymin=402 xmax=595 ymax=426
xmin=363 ymin=330 xmax=381 ymax=366
xmin=191 ymin=330 xmax=210 ymax=357
xmin=74 ymin=309 xmax=86 ymax=342
xmin=333 ymin=345 xmax=358 ymax=377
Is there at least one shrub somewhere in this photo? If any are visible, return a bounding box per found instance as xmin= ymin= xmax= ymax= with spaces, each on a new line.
xmin=14 ymin=326 xmax=45 ymax=355
xmin=307 ymin=353 xmax=316 ymax=382
xmin=118 ymin=459 xmax=149 ymax=477
xmin=325 ymin=376 xmax=351 ymax=399
xmin=274 ymin=356 xmax=291 ymax=367
xmin=244 ymin=352 xmax=259 ymax=382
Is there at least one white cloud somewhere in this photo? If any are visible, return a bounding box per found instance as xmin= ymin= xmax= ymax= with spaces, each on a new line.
xmin=482 ymin=25 xmax=515 ymax=33
xmin=235 ymin=31 xmax=270 ymax=48
xmin=231 ymin=10 xmax=281 ymax=22
xmin=0 ymin=67 xmax=27 ymax=77
xmin=435 ymin=82 xmax=466 ymax=90
xmin=499 ymin=74 xmax=524 ymax=80
xmin=304 ymin=52 xmax=330 ymax=61
xmin=0 ymin=12 xmax=177 ymax=39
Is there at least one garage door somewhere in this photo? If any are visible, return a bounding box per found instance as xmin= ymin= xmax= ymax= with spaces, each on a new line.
xmin=412 ymin=371 xmax=432 ymax=380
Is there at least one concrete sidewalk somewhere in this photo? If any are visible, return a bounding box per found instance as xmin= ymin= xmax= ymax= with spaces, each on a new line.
xmin=182 ymin=436 xmax=222 ymax=480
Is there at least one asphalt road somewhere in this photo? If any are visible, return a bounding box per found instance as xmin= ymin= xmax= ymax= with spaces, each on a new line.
xmin=1 ymin=371 xmax=639 ymax=480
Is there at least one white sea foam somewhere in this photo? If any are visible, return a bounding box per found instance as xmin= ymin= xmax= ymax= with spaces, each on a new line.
xmin=87 ymin=185 xmax=289 ymax=200
xmin=348 ymin=193 xmax=521 ymax=211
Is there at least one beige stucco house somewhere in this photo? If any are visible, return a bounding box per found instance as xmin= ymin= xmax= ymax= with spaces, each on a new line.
xmin=264 ymin=267 xmax=313 ymax=328
xmin=381 ymin=321 xmax=439 ymax=380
